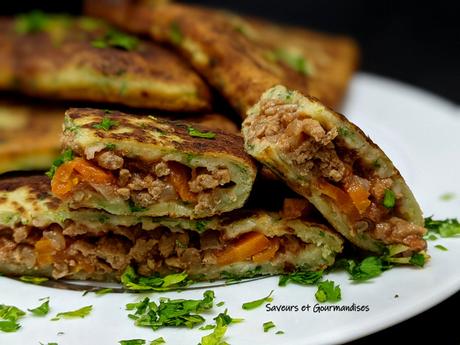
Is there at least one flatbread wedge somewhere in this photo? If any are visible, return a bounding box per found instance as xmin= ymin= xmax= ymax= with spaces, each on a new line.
xmin=242 ymin=85 xmax=426 ymax=254
xmin=0 ymin=100 xmax=63 ymax=174
xmin=50 ymin=108 xmax=256 ymax=218
xmin=0 ymin=13 xmax=211 ymax=111
xmin=0 ymin=176 xmax=343 ymax=281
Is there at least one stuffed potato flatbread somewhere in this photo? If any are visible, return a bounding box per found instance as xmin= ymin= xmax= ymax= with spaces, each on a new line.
xmin=0 ymin=176 xmax=343 ymax=281
xmin=242 ymin=85 xmax=426 ymax=254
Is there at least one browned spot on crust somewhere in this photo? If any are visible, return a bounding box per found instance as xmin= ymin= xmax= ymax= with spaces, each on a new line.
xmin=66 ymin=108 xmax=256 ymax=170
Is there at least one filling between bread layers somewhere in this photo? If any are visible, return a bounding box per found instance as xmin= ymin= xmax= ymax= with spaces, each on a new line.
xmin=0 ymin=221 xmax=309 ymax=280
xmin=51 ymin=150 xmax=236 ymax=214
xmin=247 ymin=98 xmax=426 ymax=252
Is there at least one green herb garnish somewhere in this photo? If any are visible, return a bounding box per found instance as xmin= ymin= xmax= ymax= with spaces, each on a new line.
xmin=276 ymin=330 xmax=285 ymax=335
xmin=19 ymin=276 xmax=49 ymax=285
xmin=0 ymin=304 xmax=26 ymax=333
xmin=425 ymin=217 xmax=460 ymax=237
xmin=272 ymin=49 xmax=310 ymax=75
xmin=92 ymin=30 xmax=139 ymax=51
xmin=28 ymin=298 xmax=50 ymax=316
xmin=119 ymin=340 xmax=146 ymax=345
xmin=199 ymin=309 xmax=241 ymax=345
xmin=263 ymin=321 xmax=276 ymax=333
xmin=121 ymin=266 xmax=192 ymax=291
xmin=335 ymin=256 xmax=387 ymax=282
xmin=46 ymin=149 xmax=74 ymax=178
xmin=434 ymin=244 xmax=448 ymax=251
xmin=216 ymin=302 xmax=225 ymax=307
xmin=126 ymin=290 xmax=214 ymax=330
xmin=409 ymin=253 xmax=426 ymax=267
xmin=315 ymin=280 xmax=341 ymax=303
xmin=242 ymin=290 xmax=273 ymax=310
xmin=51 ymin=305 xmax=92 ymax=321
xmin=105 ymin=143 xmax=116 ymax=150
xmin=383 ymin=189 xmax=396 ymax=208
xmin=95 ymin=288 xmax=113 ymax=296
xmin=278 ymin=270 xmax=323 ymax=286
xmin=128 ymin=200 xmax=147 ymax=213
xmin=187 ymin=126 xmax=216 ymax=139
xmin=169 ymin=22 xmax=183 ymax=45
xmin=15 ymin=11 xmax=49 ymax=34
xmin=93 ymin=116 xmax=119 ymax=131
xmin=440 ymin=192 xmax=456 ymax=201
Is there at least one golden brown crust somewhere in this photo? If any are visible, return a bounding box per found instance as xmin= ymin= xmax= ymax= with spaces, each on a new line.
xmin=0 ymin=15 xmax=211 ymax=111
xmin=66 ymin=108 xmax=253 ymax=167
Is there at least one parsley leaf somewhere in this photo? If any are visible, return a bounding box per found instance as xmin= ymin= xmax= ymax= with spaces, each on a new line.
xmin=336 ymin=256 xmax=388 ymax=282
xmin=19 ymin=276 xmax=49 ymax=285
xmin=150 ymin=338 xmax=166 ymax=345
xmin=187 ymin=126 xmax=216 ymax=139
xmin=278 ymin=270 xmax=323 ymax=286
xmin=121 ymin=266 xmax=192 ymax=291
xmin=92 ymin=30 xmax=140 ymax=51
xmin=242 ymin=290 xmax=273 ymax=310
xmin=15 ymin=11 xmax=49 ymax=34
xmin=126 ymin=290 xmax=214 ymax=330
xmin=46 ymin=149 xmax=74 ymax=178
xmin=28 ymin=298 xmax=50 ymax=316
xmin=425 ymin=217 xmax=460 ymax=237
xmin=0 ymin=304 xmax=26 ymax=333
xmin=315 ymin=280 xmax=341 ymax=303
xmin=383 ymin=189 xmax=396 ymax=208
xmin=263 ymin=321 xmax=276 ymax=333
xmin=169 ymin=22 xmax=183 ymax=45
xmin=95 ymin=288 xmax=113 ymax=295
xmin=51 ymin=305 xmax=92 ymax=321
xmin=93 ymin=116 xmax=119 ymax=131
xmin=409 ymin=253 xmax=426 ymax=267
xmin=199 ymin=310 xmax=240 ymax=345
xmin=276 ymin=330 xmax=285 ymax=335
xmin=119 ymin=340 xmax=146 ymax=345
xmin=434 ymin=244 xmax=448 ymax=251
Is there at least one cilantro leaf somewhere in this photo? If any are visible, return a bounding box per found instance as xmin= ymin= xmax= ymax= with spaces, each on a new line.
xmin=278 ymin=270 xmax=323 ymax=286
xmin=383 ymin=189 xmax=396 ymax=208
xmin=425 ymin=217 xmax=460 ymax=237
xmin=336 ymin=256 xmax=387 ymax=282
xmin=126 ymin=290 xmax=214 ymax=330
xmin=28 ymin=298 xmax=50 ymax=316
xmin=409 ymin=253 xmax=426 ymax=267
xmin=15 ymin=11 xmax=49 ymax=34
xmin=187 ymin=126 xmax=216 ymax=139
xmin=315 ymin=280 xmax=341 ymax=303
xmin=51 ymin=305 xmax=92 ymax=321
xmin=92 ymin=30 xmax=139 ymax=51
xmin=93 ymin=116 xmax=119 ymax=131
xmin=434 ymin=244 xmax=448 ymax=251
xmin=0 ymin=304 xmax=25 ymax=333
xmin=242 ymin=290 xmax=273 ymax=310
xmin=121 ymin=266 xmax=192 ymax=291
xmin=169 ymin=22 xmax=183 ymax=45
xmin=46 ymin=149 xmax=73 ymax=178
xmin=263 ymin=321 xmax=276 ymax=333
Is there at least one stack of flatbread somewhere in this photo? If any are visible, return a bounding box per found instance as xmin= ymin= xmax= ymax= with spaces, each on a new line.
xmin=0 ymin=1 xmax=426 ymax=283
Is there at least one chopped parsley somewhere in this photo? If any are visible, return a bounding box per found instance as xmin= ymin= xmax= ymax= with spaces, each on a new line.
xmin=199 ymin=324 xmax=216 ymax=331
xmin=46 ymin=149 xmax=74 ymax=178
xmin=0 ymin=304 xmax=26 ymax=333
xmin=271 ymin=49 xmax=310 ymax=76
xmin=338 ymin=127 xmax=353 ymax=138
xmin=263 ymin=321 xmax=276 ymax=333
xmin=95 ymin=288 xmax=113 ymax=296
xmin=121 ymin=266 xmax=192 ymax=291
xmin=92 ymin=116 xmax=119 ymax=131
xmin=105 ymin=143 xmax=116 ymax=150
xmin=383 ymin=189 xmax=396 ymax=208
xmin=15 ymin=11 xmax=49 ymax=34
xmin=194 ymin=220 xmax=209 ymax=233
xmin=199 ymin=310 xmax=241 ymax=345
xmin=128 ymin=200 xmax=147 ymax=213
xmin=169 ymin=22 xmax=183 ymax=45
xmin=409 ymin=253 xmax=426 ymax=267
xmin=28 ymin=298 xmax=50 ymax=316
xmin=278 ymin=270 xmax=323 ymax=286
xmin=126 ymin=290 xmax=214 ymax=330
xmin=187 ymin=126 xmax=216 ymax=139
xmin=51 ymin=305 xmax=92 ymax=321
xmin=92 ymin=30 xmax=140 ymax=51
xmin=434 ymin=244 xmax=448 ymax=251
xmin=425 ymin=217 xmax=460 ymax=237
xmin=216 ymin=302 xmax=225 ymax=307
xmin=19 ymin=276 xmax=49 ymax=285
xmin=276 ymin=330 xmax=285 ymax=335
xmin=242 ymin=290 xmax=273 ymax=310
xmin=336 ymin=256 xmax=387 ymax=282
xmin=315 ymin=280 xmax=341 ymax=303
xmin=150 ymin=338 xmax=166 ymax=345
xmin=119 ymin=340 xmax=146 ymax=345
xmin=440 ymin=192 xmax=456 ymax=201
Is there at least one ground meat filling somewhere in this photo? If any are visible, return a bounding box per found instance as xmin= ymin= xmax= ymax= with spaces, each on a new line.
xmin=78 ymin=149 xmax=234 ymax=211
xmin=251 ymin=99 xmax=426 ymax=251
xmin=0 ymin=224 xmax=305 ymax=280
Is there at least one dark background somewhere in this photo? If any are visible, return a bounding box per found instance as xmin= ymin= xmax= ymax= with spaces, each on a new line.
xmin=2 ymin=1 xmax=459 ymax=343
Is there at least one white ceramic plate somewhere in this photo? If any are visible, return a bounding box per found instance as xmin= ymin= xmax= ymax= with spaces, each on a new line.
xmin=2 ymin=73 xmax=460 ymax=345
